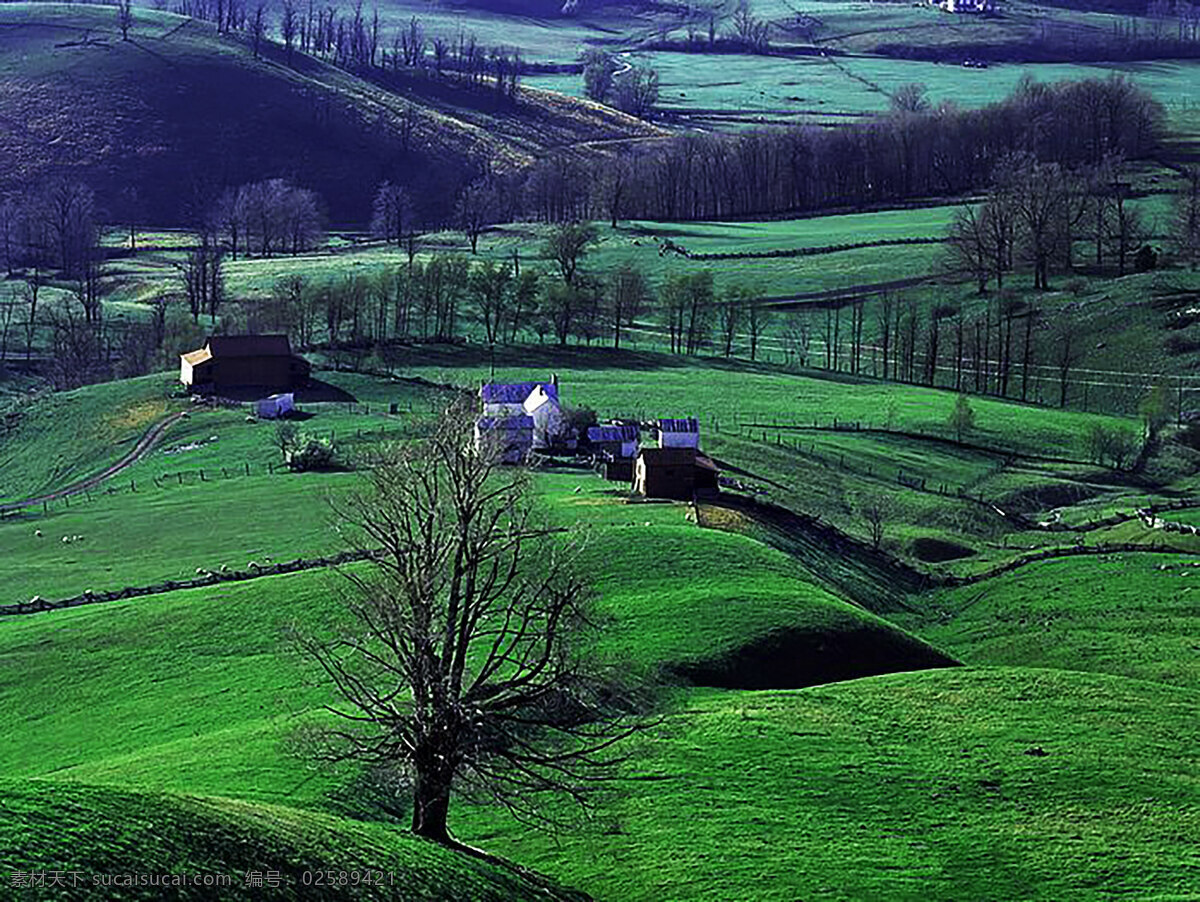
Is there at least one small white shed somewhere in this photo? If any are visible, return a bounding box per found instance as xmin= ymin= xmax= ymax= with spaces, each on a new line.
xmin=256 ymin=393 xmax=295 ymax=419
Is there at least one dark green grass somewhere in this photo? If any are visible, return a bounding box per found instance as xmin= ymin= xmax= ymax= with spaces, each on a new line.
xmin=909 ymin=554 xmax=1200 ymax=690
xmin=0 ymin=780 xmax=575 ymax=901
xmin=457 ymin=668 xmax=1200 ymax=902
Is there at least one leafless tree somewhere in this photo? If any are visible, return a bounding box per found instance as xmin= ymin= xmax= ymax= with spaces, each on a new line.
xmin=298 ymin=404 xmax=649 ymax=844
xmin=0 ymin=288 xmax=18 ymax=362
xmin=280 ymin=0 xmax=298 ymax=64
xmin=745 ymin=300 xmax=770 ymax=362
xmin=456 ymin=178 xmax=498 ymax=255
xmin=370 ymin=182 xmax=413 ymax=247
xmin=1174 ymin=167 xmax=1200 ymax=270
xmin=609 ymin=265 xmax=645 ymax=350
xmin=1054 ymin=309 xmax=1081 ymax=408
xmin=544 ymin=221 xmax=597 ymax=286
xmin=946 ymin=205 xmax=992 ymax=293
xmin=250 ymin=3 xmax=267 ymax=59
xmin=469 ymin=260 xmax=512 ymax=346
xmin=117 ymin=0 xmax=134 ymax=40
xmin=861 ymin=497 xmax=891 ymax=550
xmin=717 ymin=288 xmax=745 ymax=358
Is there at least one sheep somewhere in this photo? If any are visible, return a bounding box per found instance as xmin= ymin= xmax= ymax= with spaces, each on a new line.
xmin=248 ymin=561 xmax=260 ymax=570
xmin=34 ymin=530 xmax=42 ymax=538
xmin=61 ymin=536 xmax=70 ymax=544
xmin=219 ymin=564 xmax=230 ymax=573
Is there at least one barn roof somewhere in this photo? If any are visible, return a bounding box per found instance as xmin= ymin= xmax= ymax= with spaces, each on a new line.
xmin=181 ymin=348 xmax=212 ymax=366
xmin=477 ymin=415 xmax=535 ymax=431
xmin=587 ymin=425 xmax=640 ymax=442
xmin=480 ymin=382 xmax=558 ymax=404
xmin=638 ymin=447 xmax=699 ymax=466
xmin=206 ymin=335 xmax=293 ymax=358
xmin=658 ymin=417 xmax=699 ymax=433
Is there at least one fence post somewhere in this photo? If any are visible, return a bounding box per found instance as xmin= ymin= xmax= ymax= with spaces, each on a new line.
xmin=245 ymin=462 xmax=251 ymax=477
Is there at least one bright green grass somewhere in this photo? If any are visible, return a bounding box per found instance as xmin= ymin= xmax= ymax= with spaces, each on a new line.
xmin=457 ymin=667 xmax=1200 ymax=902
xmin=0 ymin=780 xmax=573 ymax=901
xmin=0 ymin=374 xmax=180 ymax=503
xmin=0 ymin=496 xmax=949 ymax=798
xmin=908 ymin=554 xmax=1200 ymax=690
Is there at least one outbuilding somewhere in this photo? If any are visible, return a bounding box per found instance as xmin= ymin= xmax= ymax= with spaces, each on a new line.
xmin=180 ymin=335 xmax=310 ymax=395
xmin=256 ymin=393 xmax=295 ymax=419
xmin=633 ymin=447 xmax=719 ymax=500
xmin=586 ymin=424 xmax=640 ymax=459
xmin=657 ymin=417 xmax=701 ymax=449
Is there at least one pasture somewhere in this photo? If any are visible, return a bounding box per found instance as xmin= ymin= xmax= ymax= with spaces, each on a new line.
xmin=1 ymin=354 xmax=1197 ymax=901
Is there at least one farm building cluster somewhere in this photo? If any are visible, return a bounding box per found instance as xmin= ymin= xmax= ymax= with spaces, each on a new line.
xmin=475 ymin=378 xmax=719 ymax=501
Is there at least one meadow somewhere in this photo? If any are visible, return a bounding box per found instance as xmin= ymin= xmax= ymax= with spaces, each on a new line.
xmin=2 ymin=0 xmax=1199 ymax=895
xmin=2 ymin=348 xmax=1198 ymax=900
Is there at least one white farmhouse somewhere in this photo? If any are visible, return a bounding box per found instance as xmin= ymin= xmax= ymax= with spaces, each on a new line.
xmin=479 ymin=377 xmax=565 ymax=450
xmin=474 ymin=415 xmax=535 ymax=464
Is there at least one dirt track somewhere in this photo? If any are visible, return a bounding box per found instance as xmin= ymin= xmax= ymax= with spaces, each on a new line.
xmin=0 ymin=412 xmax=186 ymax=513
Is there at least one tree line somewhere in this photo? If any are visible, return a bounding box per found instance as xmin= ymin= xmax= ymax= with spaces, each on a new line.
xmin=512 ymin=75 xmax=1164 ymax=224
xmin=173 ymin=0 xmax=524 ymax=98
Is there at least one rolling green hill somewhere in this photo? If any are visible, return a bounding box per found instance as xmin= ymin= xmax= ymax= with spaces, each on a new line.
xmin=455 ymin=668 xmax=1200 ymax=902
xmin=1 ymin=367 xmax=1195 ymax=900
xmin=0 ymin=781 xmax=578 ymax=901
xmin=0 ymin=4 xmax=655 ymax=224
xmin=910 ymin=553 xmax=1200 ymax=690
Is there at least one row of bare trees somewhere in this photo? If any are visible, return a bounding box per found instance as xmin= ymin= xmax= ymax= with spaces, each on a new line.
xmin=208 ymin=178 xmax=324 ymax=260
xmin=515 ymin=75 xmax=1163 ymax=224
xmin=178 ymin=0 xmax=525 ymax=99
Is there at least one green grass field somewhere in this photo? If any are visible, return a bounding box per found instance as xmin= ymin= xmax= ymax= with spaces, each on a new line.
xmin=3 ymin=0 xmax=1200 ymax=892
xmin=455 ymin=668 xmax=1200 ymax=902
xmin=910 ymin=554 xmax=1200 ymax=689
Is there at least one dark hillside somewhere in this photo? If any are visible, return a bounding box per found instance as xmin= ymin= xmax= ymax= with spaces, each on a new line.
xmin=0 ymin=780 xmax=581 ymax=901
xmin=0 ymin=4 xmax=656 ymax=224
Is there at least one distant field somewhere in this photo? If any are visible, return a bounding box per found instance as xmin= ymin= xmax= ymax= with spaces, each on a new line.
xmin=526 ymin=51 xmax=1200 ymax=128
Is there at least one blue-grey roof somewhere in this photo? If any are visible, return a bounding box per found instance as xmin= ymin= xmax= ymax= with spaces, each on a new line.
xmin=658 ymin=417 xmax=699 ymax=433
xmin=587 ymin=425 xmax=640 ymax=442
xmin=477 ymin=416 xmax=534 ymax=431
xmin=479 ymin=382 xmax=558 ymax=404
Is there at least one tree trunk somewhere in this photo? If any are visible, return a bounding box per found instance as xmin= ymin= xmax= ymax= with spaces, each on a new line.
xmin=411 ymin=768 xmax=453 ymax=843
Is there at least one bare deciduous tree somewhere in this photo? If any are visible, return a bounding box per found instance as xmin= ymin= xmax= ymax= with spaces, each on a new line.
xmin=298 ymin=405 xmax=647 ymax=844
xmin=117 ymin=0 xmax=134 ymax=40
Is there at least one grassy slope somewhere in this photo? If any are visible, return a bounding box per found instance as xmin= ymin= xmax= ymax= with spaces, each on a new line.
xmin=0 ymin=374 xmax=178 ymax=502
xmin=458 ymin=668 xmax=1200 ymax=902
xmin=0 ymin=4 xmax=654 ymax=224
xmin=0 ymin=473 xmax=951 ymax=801
xmin=0 ymin=781 xmax=575 ymax=901
xmin=908 ymin=554 xmax=1200 ymax=690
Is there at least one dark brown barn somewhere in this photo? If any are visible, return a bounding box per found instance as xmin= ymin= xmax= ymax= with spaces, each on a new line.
xmin=633 ymin=447 xmax=719 ymax=500
xmin=180 ymin=335 xmax=310 ymax=395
